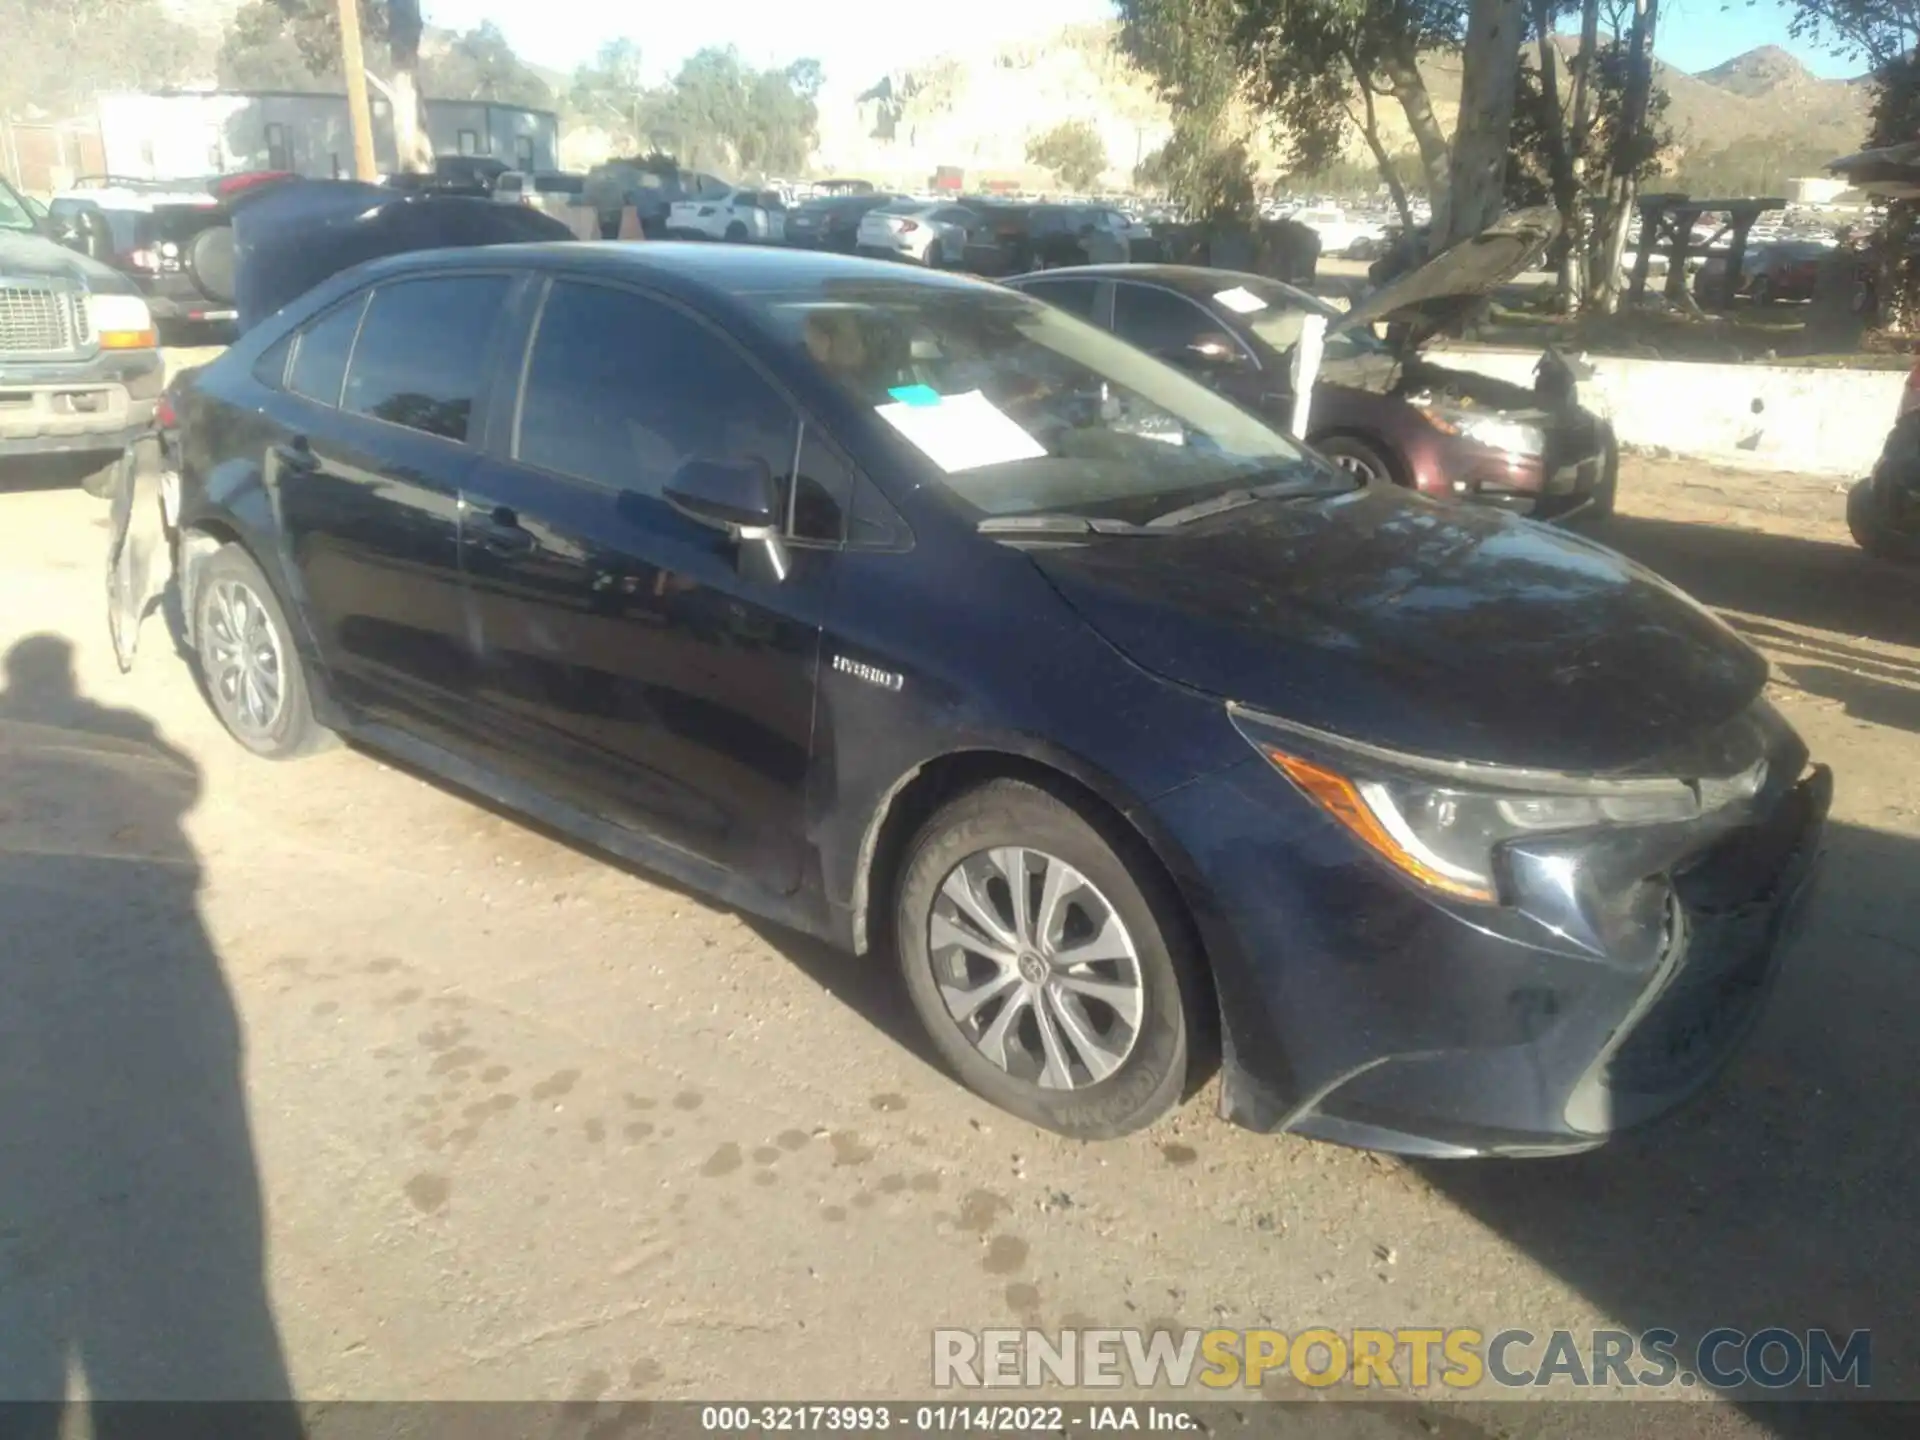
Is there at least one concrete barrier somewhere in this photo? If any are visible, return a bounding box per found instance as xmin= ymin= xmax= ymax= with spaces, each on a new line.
xmin=1428 ymin=345 xmax=1907 ymax=477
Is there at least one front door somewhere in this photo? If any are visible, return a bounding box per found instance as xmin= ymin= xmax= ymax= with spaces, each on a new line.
xmin=458 ymin=277 xmax=839 ymax=894
xmin=259 ymin=272 xmax=515 ymax=732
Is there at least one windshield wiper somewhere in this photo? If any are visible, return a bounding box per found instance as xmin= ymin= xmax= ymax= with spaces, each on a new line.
xmin=1145 ymin=469 xmax=1340 ymax=528
xmin=976 ymin=514 xmax=1153 ymax=536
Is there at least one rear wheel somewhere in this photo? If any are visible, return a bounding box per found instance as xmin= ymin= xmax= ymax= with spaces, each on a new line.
xmin=894 ymin=779 xmax=1195 ymax=1139
xmin=924 ymin=239 xmax=945 ymax=268
xmin=1312 ymin=433 xmax=1396 ymax=487
xmin=725 ymin=220 xmax=748 ymax=242
xmin=193 ymin=546 xmax=329 ymax=758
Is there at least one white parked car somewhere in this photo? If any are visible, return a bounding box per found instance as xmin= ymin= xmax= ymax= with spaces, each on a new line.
xmin=491 ymin=171 xmax=587 ymax=207
xmin=1294 ymin=207 xmax=1389 ymax=259
xmin=667 ymin=187 xmax=787 ymax=243
xmin=854 ymin=199 xmax=978 ymax=266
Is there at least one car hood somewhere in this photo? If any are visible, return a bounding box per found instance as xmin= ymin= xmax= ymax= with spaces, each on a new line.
xmin=1334 ymin=206 xmax=1561 ymax=347
xmin=0 ymin=228 xmax=134 ymax=293
xmin=229 ymin=178 xmax=575 ymax=331
xmin=1026 ymin=485 xmax=1766 ymax=774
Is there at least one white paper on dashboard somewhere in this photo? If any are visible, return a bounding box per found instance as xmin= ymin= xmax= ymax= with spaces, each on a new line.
xmin=874 ymin=389 xmax=1048 ymax=473
xmin=1212 ymin=285 xmax=1268 ymax=314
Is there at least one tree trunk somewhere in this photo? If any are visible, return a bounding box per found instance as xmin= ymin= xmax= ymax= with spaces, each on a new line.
xmin=1348 ymin=76 xmax=1414 ymax=232
xmin=1589 ymin=0 xmax=1658 ymax=313
xmin=1529 ymin=0 xmax=1582 ymax=309
xmin=1567 ymin=0 xmax=1601 ymax=299
xmin=1445 ymin=0 xmax=1527 ymax=248
xmin=1381 ymin=47 xmax=1451 ymax=248
xmin=388 ymin=0 xmax=432 ymax=172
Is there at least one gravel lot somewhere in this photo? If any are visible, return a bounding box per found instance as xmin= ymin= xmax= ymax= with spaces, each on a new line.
xmin=1 ymin=419 xmax=1916 ymax=1431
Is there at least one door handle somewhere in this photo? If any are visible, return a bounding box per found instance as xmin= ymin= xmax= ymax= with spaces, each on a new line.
xmin=273 ymin=435 xmax=319 ymax=473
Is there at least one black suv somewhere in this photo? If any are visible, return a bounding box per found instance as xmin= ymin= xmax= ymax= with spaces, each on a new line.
xmin=46 ymin=175 xmax=254 ymax=336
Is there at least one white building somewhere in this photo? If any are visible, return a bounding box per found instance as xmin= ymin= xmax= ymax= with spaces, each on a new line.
xmin=95 ymin=90 xmax=561 ymax=181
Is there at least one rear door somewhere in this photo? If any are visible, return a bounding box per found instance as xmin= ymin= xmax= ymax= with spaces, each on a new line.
xmin=259 ymin=270 xmax=517 ymax=734
xmin=457 ymin=275 xmax=838 ymax=893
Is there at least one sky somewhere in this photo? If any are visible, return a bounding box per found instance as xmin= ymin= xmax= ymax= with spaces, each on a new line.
xmin=416 ymin=0 xmax=1866 ymax=89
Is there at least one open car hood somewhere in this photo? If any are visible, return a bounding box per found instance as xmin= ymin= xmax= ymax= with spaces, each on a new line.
xmin=1333 ymin=206 xmax=1561 ymax=347
xmin=229 ymin=178 xmax=574 ymax=332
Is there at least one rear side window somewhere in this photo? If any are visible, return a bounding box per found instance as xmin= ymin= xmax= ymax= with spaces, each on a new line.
xmin=286 ymin=294 xmax=367 ymax=407
xmin=252 ymin=332 xmax=294 ymax=389
xmin=1019 ymin=278 xmax=1100 ymax=321
xmin=342 ymin=275 xmax=510 ymax=442
xmin=516 ymin=279 xmax=798 ymax=505
xmin=1113 ymin=283 xmax=1224 ymax=357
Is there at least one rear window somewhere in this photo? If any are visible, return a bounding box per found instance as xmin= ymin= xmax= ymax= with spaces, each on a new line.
xmin=533 ymin=175 xmax=583 ymax=194
xmin=877 ymin=200 xmax=923 ymax=216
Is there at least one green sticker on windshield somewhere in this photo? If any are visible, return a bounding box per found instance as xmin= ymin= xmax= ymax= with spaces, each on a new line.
xmin=888 ymin=384 xmax=942 ymax=407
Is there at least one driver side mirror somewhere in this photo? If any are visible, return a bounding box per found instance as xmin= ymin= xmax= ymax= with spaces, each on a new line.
xmin=663 ymin=455 xmax=791 ymax=581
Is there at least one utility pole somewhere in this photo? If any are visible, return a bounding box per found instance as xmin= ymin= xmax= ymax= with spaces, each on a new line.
xmin=336 ymin=0 xmax=379 ymax=180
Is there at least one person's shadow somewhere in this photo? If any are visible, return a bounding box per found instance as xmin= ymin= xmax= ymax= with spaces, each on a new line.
xmin=0 ymin=635 xmax=299 ymax=1435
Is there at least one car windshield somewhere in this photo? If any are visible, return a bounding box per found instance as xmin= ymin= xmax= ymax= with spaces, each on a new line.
xmin=0 ymin=176 xmax=37 ymax=233
xmin=755 ymin=280 xmax=1340 ymax=525
xmin=1208 ymin=277 xmax=1392 ymax=363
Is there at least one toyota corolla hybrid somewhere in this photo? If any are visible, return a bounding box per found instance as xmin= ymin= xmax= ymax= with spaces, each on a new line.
xmin=111 ymin=180 xmax=1828 ymax=1154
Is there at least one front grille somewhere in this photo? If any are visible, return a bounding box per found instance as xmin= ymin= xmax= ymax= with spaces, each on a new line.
xmin=0 ymin=284 xmax=84 ymax=355
xmin=1602 ymin=770 xmax=1822 ymax=1097
xmin=1602 ymin=901 xmax=1776 ymax=1095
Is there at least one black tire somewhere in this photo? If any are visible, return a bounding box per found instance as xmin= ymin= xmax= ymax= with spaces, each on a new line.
xmin=924 ymin=239 xmax=944 ymax=268
xmin=192 ymin=545 xmax=329 ymax=759
xmin=725 ymin=221 xmax=748 ymax=242
xmin=78 ymin=455 xmax=121 ymax=499
xmin=894 ymin=779 xmax=1196 ymax=1139
xmin=1585 ymin=428 xmax=1620 ymax=520
xmin=1312 ymin=432 xmax=1398 ymax=488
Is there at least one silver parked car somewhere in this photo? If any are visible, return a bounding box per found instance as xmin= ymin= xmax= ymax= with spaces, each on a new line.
xmin=855 ymin=199 xmax=978 ymax=267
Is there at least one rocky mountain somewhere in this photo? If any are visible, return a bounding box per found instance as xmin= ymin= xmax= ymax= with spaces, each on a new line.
xmin=814 ymin=28 xmax=1873 ymax=192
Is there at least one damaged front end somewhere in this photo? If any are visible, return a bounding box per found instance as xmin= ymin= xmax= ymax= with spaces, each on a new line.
xmin=105 ymin=416 xmax=178 ymax=673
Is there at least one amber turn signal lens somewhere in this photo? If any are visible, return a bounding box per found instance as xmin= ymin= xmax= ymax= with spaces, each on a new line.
xmin=99 ymin=330 xmax=158 ymax=350
xmin=1266 ymin=748 xmax=1495 ymax=902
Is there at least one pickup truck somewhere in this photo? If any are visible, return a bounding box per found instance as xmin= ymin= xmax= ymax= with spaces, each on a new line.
xmin=0 ymin=172 xmax=163 ymax=496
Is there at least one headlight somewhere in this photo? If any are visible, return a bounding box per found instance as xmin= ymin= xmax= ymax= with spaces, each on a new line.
xmin=1416 ymin=403 xmax=1545 ymax=459
xmin=89 ymin=293 xmax=157 ymax=350
xmin=1232 ymin=705 xmax=1765 ymax=904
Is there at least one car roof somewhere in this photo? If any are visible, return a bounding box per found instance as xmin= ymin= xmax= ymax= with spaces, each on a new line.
xmin=347 ymin=239 xmax=1005 ymax=303
xmin=1006 ymin=263 xmax=1342 ymax=319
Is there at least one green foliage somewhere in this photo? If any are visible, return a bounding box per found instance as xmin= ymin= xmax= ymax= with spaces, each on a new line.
xmin=221 ymin=3 xmax=549 ymax=107
xmin=1 ymin=0 xmax=203 ymax=118
xmin=1506 ymin=42 xmax=1669 ymax=208
xmin=633 ymin=47 xmax=821 ymax=177
xmin=1026 ymin=120 xmax=1110 ymax=189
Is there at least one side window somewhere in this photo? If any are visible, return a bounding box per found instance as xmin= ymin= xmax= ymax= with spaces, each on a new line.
xmin=286 ymin=294 xmax=367 ymax=407
xmin=1019 ymin=278 xmax=1100 ymax=322
xmin=516 ymin=279 xmax=798 ymax=504
xmin=251 ymin=332 xmax=294 ymax=390
xmin=1113 ymin=284 xmax=1226 ymax=359
xmin=789 ymin=426 xmax=851 ymax=543
xmin=342 ymin=275 xmax=511 ymax=442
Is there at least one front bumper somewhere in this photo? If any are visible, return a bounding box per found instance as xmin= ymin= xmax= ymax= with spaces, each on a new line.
xmin=1418 ymin=415 xmax=1614 ymax=521
xmin=0 ymin=348 xmax=163 ymax=460
xmin=1147 ymin=751 xmax=1830 ymax=1157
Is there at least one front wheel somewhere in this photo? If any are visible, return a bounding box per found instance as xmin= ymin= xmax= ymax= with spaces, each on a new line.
xmin=193 ymin=545 xmax=329 ymax=758
xmin=894 ymin=779 xmax=1196 ymax=1138
xmin=1312 ymin=433 xmax=1396 ymax=488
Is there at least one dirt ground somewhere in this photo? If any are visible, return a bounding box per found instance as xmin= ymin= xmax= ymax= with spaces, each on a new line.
xmin=0 ymin=440 xmax=1915 ymax=1431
